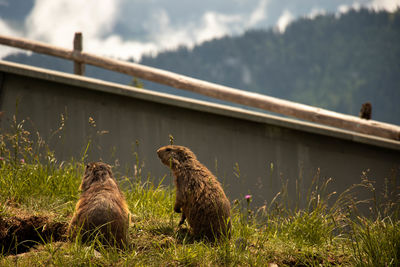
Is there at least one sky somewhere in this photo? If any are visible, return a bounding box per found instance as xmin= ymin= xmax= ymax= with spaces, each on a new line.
xmin=0 ymin=0 xmax=399 ymax=61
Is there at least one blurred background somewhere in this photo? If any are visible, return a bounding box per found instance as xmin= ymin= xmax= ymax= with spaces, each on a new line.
xmin=1 ymin=0 xmax=399 ymax=124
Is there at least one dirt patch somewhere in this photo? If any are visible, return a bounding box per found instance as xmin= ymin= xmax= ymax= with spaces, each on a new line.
xmin=0 ymin=214 xmax=68 ymax=255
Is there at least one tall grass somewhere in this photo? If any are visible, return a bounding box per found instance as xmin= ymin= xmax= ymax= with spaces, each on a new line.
xmin=0 ymin=116 xmax=82 ymax=213
xmin=0 ymin=116 xmax=399 ymax=266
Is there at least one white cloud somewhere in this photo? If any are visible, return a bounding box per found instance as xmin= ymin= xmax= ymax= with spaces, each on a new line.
xmin=25 ymin=0 xmax=120 ymax=48
xmin=307 ymin=8 xmax=326 ymax=19
xmin=336 ymin=0 xmax=400 ymax=16
xmin=195 ymin=12 xmax=243 ymax=43
xmin=337 ymin=3 xmax=362 ymax=15
xmin=0 ymin=18 xmax=25 ymax=58
xmin=142 ymin=10 xmax=243 ymax=55
xmin=86 ymin=35 xmax=158 ymax=61
xmin=337 ymin=4 xmax=350 ymax=14
xmin=0 ymin=19 xmax=19 ymax=37
xmin=368 ymin=0 xmax=400 ymax=11
xmin=0 ymin=0 xmax=158 ymax=61
xmin=0 ymin=0 xmax=270 ymax=61
xmin=138 ymin=1 xmax=270 ymax=59
xmin=276 ymin=9 xmax=294 ymax=33
xmin=247 ymin=0 xmax=269 ymax=27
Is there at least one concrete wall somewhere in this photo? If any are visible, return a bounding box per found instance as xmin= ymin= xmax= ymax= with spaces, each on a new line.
xmin=1 ymin=60 xmax=399 ymax=209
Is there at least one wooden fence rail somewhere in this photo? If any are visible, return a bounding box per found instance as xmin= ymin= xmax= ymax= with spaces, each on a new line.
xmin=0 ymin=34 xmax=399 ymax=141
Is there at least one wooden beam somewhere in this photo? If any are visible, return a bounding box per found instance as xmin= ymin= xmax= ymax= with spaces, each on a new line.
xmin=73 ymin=32 xmax=85 ymax=75
xmin=0 ymin=34 xmax=399 ymax=141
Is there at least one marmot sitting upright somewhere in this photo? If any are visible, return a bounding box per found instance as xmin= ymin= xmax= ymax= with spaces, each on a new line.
xmin=68 ymin=162 xmax=130 ymax=248
xmin=157 ymin=145 xmax=231 ymax=240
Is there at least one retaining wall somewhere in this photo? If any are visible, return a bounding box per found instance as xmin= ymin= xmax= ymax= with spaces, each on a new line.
xmin=1 ymin=60 xmax=399 ymax=208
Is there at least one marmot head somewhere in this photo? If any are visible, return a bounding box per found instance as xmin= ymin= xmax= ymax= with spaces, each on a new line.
xmin=157 ymin=145 xmax=197 ymax=169
xmin=80 ymin=162 xmax=114 ymax=192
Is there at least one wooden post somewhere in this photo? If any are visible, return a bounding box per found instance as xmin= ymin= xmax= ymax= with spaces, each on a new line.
xmin=73 ymin=32 xmax=84 ymax=75
xmin=0 ymin=34 xmax=399 ymax=141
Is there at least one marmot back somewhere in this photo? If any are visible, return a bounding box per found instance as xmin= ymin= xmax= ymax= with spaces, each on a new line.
xmin=157 ymin=145 xmax=231 ymax=240
xmin=68 ymin=162 xmax=130 ymax=248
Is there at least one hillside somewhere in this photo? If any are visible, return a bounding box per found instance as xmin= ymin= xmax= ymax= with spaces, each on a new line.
xmin=140 ymin=8 xmax=400 ymax=125
xmin=4 ymin=8 xmax=400 ymax=125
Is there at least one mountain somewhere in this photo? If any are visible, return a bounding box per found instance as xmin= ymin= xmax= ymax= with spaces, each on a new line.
xmin=139 ymin=8 xmax=400 ymax=125
xmin=4 ymin=8 xmax=400 ymax=125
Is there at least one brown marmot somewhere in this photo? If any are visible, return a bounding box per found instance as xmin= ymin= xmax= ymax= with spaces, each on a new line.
xmin=68 ymin=162 xmax=130 ymax=248
xmin=359 ymin=102 xmax=372 ymax=120
xmin=157 ymin=145 xmax=231 ymax=240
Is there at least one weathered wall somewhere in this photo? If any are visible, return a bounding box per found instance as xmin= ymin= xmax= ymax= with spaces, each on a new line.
xmin=1 ymin=60 xmax=399 ymax=209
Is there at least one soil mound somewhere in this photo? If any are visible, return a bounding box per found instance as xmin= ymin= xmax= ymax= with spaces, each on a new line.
xmin=0 ymin=214 xmax=67 ymax=255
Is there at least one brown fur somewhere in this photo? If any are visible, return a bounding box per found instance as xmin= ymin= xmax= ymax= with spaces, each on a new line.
xmin=157 ymin=145 xmax=231 ymax=240
xmin=359 ymin=102 xmax=372 ymax=120
xmin=68 ymin=162 xmax=130 ymax=248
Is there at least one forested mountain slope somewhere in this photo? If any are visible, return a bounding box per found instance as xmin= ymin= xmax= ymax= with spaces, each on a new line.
xmin=140 ymin=9 xmax=400 ymax=124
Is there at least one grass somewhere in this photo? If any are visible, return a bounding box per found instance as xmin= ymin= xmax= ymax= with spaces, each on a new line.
xmin=0 ymin=117 xmax=399 ymax=266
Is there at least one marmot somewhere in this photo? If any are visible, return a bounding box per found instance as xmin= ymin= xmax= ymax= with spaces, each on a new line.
xmin=157 ymin=145 xmax=231 ymax=240
xmin=68 ymin=162 xmax=130 ymax=248
xmin=359 ymin=102 xmax=372 ymax=120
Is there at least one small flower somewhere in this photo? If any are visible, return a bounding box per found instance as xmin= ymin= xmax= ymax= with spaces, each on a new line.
xmin=245 ymin=195 xmax=252 ymax=204
xmin=0 ymin=157 xmax=4 ymax=161
xmin=20 ymin=159 xmax=25 ymax=164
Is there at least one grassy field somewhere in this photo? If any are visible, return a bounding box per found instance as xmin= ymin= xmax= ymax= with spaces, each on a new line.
xmin=0 ymin=118 xmax=399 ymax=266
